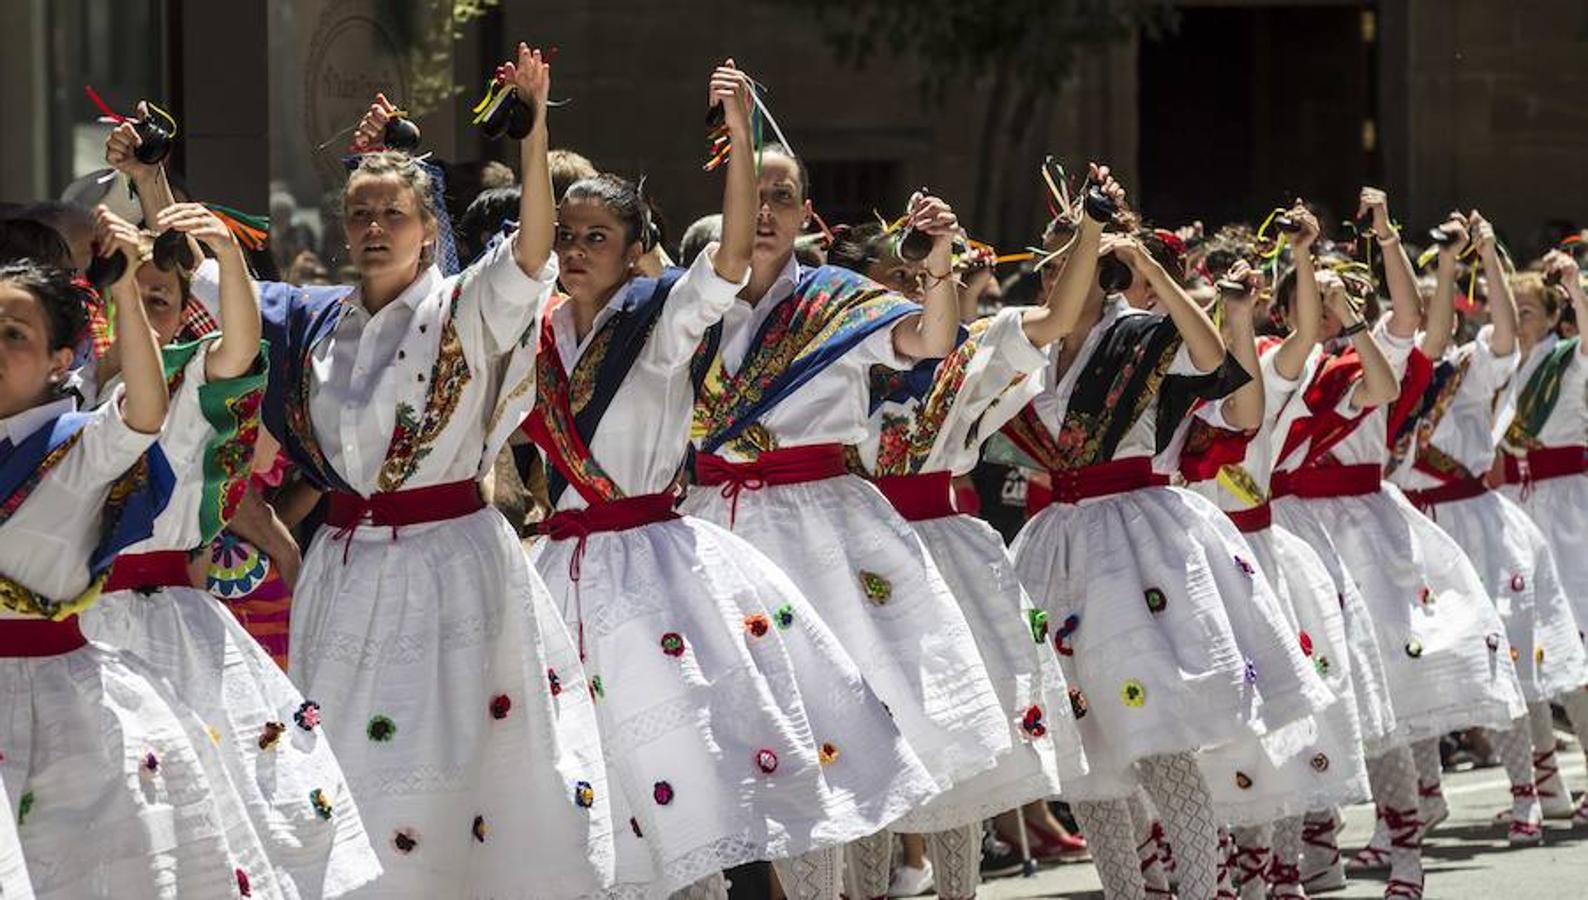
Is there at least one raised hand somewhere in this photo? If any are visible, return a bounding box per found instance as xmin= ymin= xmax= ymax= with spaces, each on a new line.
xmin=502 ymin=42 xmax=552 ymax=115
xmin=1358 ymin=187 xmax=1393 ymax=240
xmin=351 ymin=93 xmax=400 ymax=151
xmin=104 ymin=102 xmax=159 ymax=181
xmin=1433 ymin=211 xmax=1470 ymax=258
xmin=1289 ymin=201 xmax=1321 ymax=252
xmin=93 ymin=205 xmax=142 ymax=287
xmin=710 ymin=59 xmax=755 ymax=138
xmin=906 ymin=191 xmax=961 ymax=259
xmin=1221 ymin=258 xmax=1265 ymax=307
xmin=156 ymin=203 xmax=237 ymax=254
xmin=1467 ymin=210 xmax=1496 ymax=257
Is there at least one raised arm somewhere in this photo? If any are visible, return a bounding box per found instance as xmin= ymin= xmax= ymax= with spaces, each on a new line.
xmin=106 ymin=102 xmax=200 ymax=263
xmin=1359 ymin=187 xmax=1419 ymax=339
xmin=1213 ymin=259 xmax=1266 ymax=430
xmin=1274 ymin=202 xmax=1321 ymax=380
xmin=155 ymin=202 xmax=261 ymax=380
xmin=1420 ymin=212 xmax=1469 ymax=360
xmin=1021 ymin=162 xmax=1117 ymax=347
xmin=94 ymin=206 xmax=167 ymax=434
xmin=1321 ymin=271 xmax=1398 ymax=409
xmin=1470 ymin=211 xmax=1515 ymax=357
xmin=1122 ymin=235 xmax=1225 ymax=372
xmin=1544 ymin=250 xmax=1588 ymax=358
xmin=891 ymin=191 xmax=964 ymax=360
xmin=504 ymin=43 xmax=555 ymax=276
xmin=708 ymin=60 xmax=757 ymax=283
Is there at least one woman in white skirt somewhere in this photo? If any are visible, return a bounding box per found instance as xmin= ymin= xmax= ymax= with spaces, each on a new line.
xmin=1179 ymin=211 xmax=1379 ymax=899
xmin=1493 ymin=249 xmax=1588 ymax=826
xmin=0 ymin=254 xmax=284 ymax=898
xmin=831 ymin=167 xmax=1124 ymax=899
xmin=1005 ymin=196 xmax=1332 ymax=900
xmin=182 ymin=46 xmax=615 ymax=898
xmin=76 ymin=166 xmax=382 ymax=894
xmin=522 ymin=63 xmax=937 ymax=899
xmin=679 ymin=143 xmax=1010 ymax=899
xmin=1388 ymin=213 xmax=1588 ymax=845
xmin=1268 ymin=189 xmax=1525 ymax=900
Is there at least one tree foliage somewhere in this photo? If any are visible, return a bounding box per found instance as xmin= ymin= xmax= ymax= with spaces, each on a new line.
xmin=777 ymin=0 xmax=1177 ymax=98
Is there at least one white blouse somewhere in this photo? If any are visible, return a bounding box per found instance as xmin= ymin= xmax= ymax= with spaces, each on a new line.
xmin=1494 ymin=332 xmax=1588 ymax=451
xmin=1274 ymin=322 xmax=1416 ymax=471
xmin=1029 ymin=296 xmax=1210 ymax=471
xmin=550 ymin=246 xmax=745 ymax=510
xmin=194 ymin=239 xmax=556 ymax=495
xmin=0 ymin=393 xmax=156 ymax=609
xmin=1390 ymin=326 xmax=1517 ymax=490
xmin=1190 ymin=342 xmax=1304 ymax=512
xmin=856 ymin=306 xmax=1047 ymax=476
xmin=706 ymin=254 xmax=917 ymax=461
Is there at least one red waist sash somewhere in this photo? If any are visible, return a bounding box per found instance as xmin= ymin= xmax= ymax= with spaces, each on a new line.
xmin=1028 ymin=457 xmax=1170 ymax=513
xmin=694 ymin=444 xmax=851 ymax=526
xmin=1226 ymin=503 xmax=1273 ymax=534
xmin=325 ymin=480 xmax=486 ymax=529
xmin=104 ymin=550 xmax=193 ymax=594
xmin=1403 ymin=476 xmax=1488 ymax=513
xmin=1498 ymin=445 xmax=1588 ymax=488
xmin=1269 ymin=464 xmax=1382 ymax=499
xmin=874 ymin=471 xmax=958 ymax=522
xmin=0 ymin=616 xmax=87 ymax=657
xmin=324 ymin=480 xmax=486 ymax=563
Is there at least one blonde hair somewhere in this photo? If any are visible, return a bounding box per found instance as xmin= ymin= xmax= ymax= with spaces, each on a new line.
xmin=343 ymin=151 xmax=441 ymax=268
xmin=1510 ymin=271 xmax=1564 ymax=317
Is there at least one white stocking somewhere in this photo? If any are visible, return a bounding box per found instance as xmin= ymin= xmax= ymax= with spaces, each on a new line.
xmin=773 ymin=847 xmax=842 ymax=900
xmin=1139 ymin=752 xmax=1221 ymax=900
xmin=1076 ymin=799 xmax=1147 ymax=900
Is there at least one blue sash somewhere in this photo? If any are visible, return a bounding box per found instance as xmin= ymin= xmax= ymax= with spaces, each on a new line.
xmin=257 ymin=280 xmax=358 ymax=493
xmin=0 ymin=409 xmax=175 ymax=617
xmin=532 ymin=269 xmax=686 ymax=506
xmin=691 ymin=265 xmax=921 ymax=455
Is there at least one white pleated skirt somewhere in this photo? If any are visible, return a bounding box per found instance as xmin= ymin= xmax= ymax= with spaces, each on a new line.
xmin=288 ymin=506 xmax=613 ymax=899
xmin=1199 ymin=526 xmax=1372 ymax=826
xmin=681 ymin=475 xmax=1011 ymax=796
xmin=1501 ymin=473 xmax=1588 ymax=637
xmin=83 ymin=586 xmax=383 ymax=897
xmin=1420 ymin=489 xmax=1588 ymax=703
xmin=1009 ymin=484 xmax=1331 ymax=802
xmin=1 ymin=638 xmax=286 ymax=899
xmin=888 ymin=513 xmax=1084 ymax=832
xmin=532 ymin=514 xmax=938 ymax=897
xmin=1272 ymin=486 xmax=1526 ymax=746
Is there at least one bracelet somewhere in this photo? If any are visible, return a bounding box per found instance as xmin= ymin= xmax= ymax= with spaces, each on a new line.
xmin=1376 ymin=230 xmax=1400 ymax=245
xmin=1340 ymin=319 xmax=1369 ymax=338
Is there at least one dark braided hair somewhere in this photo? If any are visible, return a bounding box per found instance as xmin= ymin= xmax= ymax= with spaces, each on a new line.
xmin=0 ymin=260 xmax=91 ymax=352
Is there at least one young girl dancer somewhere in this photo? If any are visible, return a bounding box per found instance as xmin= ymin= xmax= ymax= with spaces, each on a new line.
xmin=830 ymin=165 xmax=1125 ymax=900
xmin=1493 ymin=248 xmax=1588 ymax=825
xmin=523 ymin=62 xmax=937 ymax=899
xmin=1387 ymin=213 xmax=1588 ymax=845
xmin=0 ymin=245 xmax=284 ymax=896
xmin=76 ymin=187 xmax=381 ymax=895
xmin=1268 ymin=189 xmax=1525 ymax=899
xmin=178 ymin=45 xmax=615 ymax=897
xmin=1004 ymin=190 xmax=1330 ymax=900
xmin=1179 ymin=211 xmax=1378 ymax=899
xmin=679 ymin=142 xmax=1011 ymax=899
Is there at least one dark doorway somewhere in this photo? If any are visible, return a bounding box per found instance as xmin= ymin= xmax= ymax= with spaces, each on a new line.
xmin=1138 ymin=3 xmax=1377 ymax=233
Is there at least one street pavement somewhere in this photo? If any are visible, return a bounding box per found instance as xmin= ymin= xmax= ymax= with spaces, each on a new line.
xmin=979 ymin=743 xmax=1588 ymax=898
